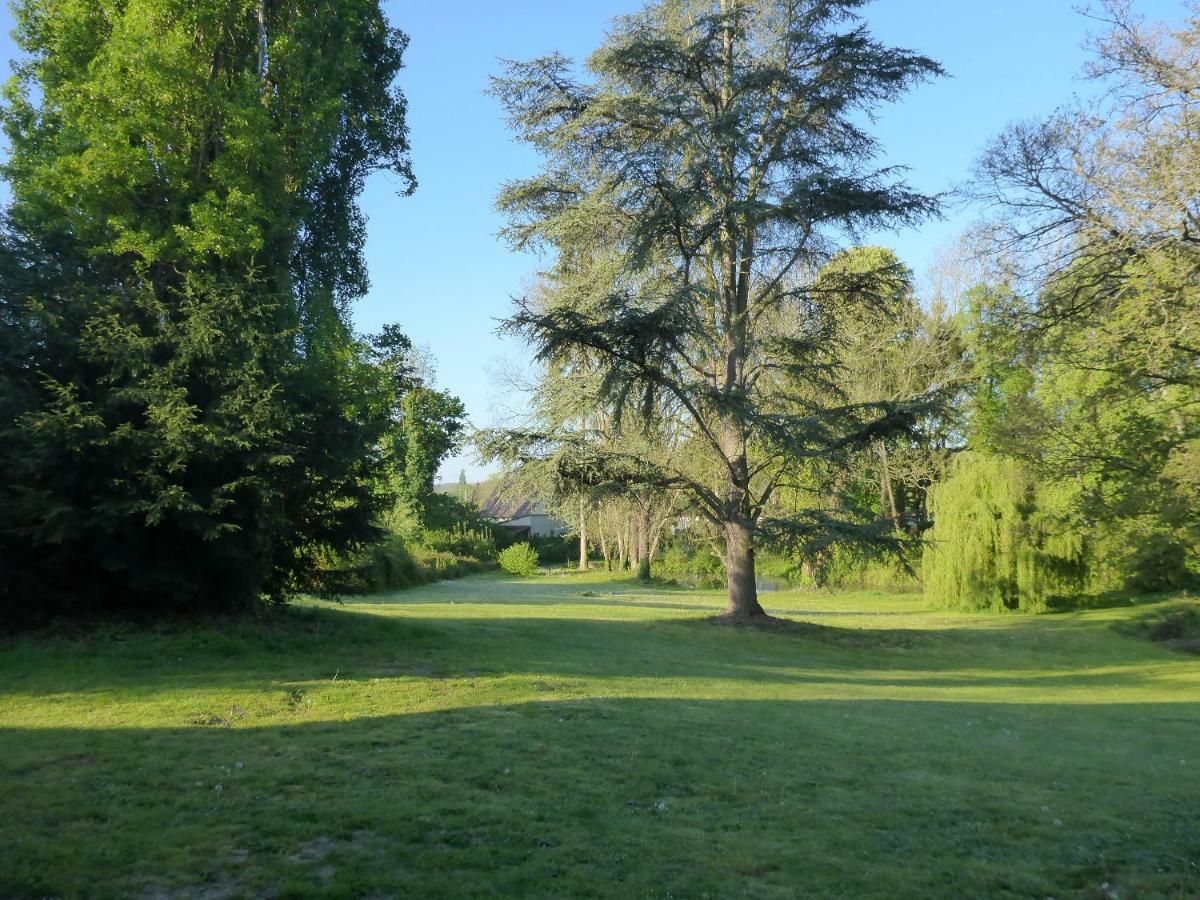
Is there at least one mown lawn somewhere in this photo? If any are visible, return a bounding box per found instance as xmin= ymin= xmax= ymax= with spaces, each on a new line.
xmin=1 ymin=571 xmax=1198 ymax=898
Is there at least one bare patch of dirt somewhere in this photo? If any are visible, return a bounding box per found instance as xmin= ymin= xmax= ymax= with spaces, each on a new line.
xmin=285 ymin=830 xmax=381 ymax=866
xmin=136 ymin=878 xmax=245 ymax=900
xmin=709 ymin=611 xmax=794 ymax=630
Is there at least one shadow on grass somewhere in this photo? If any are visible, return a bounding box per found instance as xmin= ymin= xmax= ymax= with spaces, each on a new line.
xmin=0 ymin=597 xmax=1187 ymax=700
xmin=2 ymin=696 xmax=1198 ymax=898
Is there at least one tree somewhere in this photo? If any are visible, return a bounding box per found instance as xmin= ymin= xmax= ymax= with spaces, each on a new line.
xmin=813 ymin=246 xmax=963 ymax=531
xmin=922 ymin=453 xmax=1086 ymax=612
xmin=395 ymin=387 xmax=467 ymax=524
xmin=0 ymin=0 xmax=414 ymax=618
xmin=968 ymin=1 xmax=1199 ymax=590
xmin=480 ymin=344 xmax=688 ymax=576
xmin=361 ymin=325 xmax=466 ymax=531
xmin=490 ymin=0 xmax=942 ymax=618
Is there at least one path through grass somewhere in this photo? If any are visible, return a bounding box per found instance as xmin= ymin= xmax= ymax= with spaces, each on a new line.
xmin=2 ymin=571 xmax=1198 ymax=897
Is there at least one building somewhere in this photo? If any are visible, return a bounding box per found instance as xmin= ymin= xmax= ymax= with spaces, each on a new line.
xmin=434 ymin=477 xmax=570 ymax=539
xmin=480 ymin=494 xmax=568 ymax=539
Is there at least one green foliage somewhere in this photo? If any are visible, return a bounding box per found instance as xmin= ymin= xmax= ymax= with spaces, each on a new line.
xmin=420 ymin=523 xmax=499 ymax=562
xmin=489 ymin=0 xmax=943 ymax=615
xmin=498 ymin=542 xmax=540 ymax=577
xmin=956 ymin=277 xmax=1198 ymax=596
xmin=785 ymin=545 xmax=918 ymax=592
xmin=320 ymin=494 xmax=499 ymax=595
xmin=653 ymin=541 xmax=726 ymax=589
xmin=960 ymin=7 xmax=1199 ymax=603
xmin=395 ymin=387 xmax=466 ymax=522
xmin=922 ymin=454 xmax=1087 ymax=612
xmin=319 ymin=527 xmax=495 ymax=595
xmin=523 ymin=534 xmax=575 ymax=566
xmin=366 ymin=537 xmax=490 ymax=592
xmin=0 ymin=0 xmax=413 ymax=620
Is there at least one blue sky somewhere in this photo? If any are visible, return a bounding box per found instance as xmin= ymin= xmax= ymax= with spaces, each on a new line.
xmin=1 ymin=1 xmax=1191 ymax=480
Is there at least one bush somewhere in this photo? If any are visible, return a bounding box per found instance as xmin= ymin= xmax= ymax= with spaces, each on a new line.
xmin=499 ymin=542 xmax=540 ymax=577
xmin=419 ymin=523 xmax=498 ymax=561
xmin=524 ymin=533 xmax=573 ymax=565
xmin=783 ymin=545 xmax=918 ymax=592
xmin=653 ymin=540 xmax=725 ymax=588
xmin=1115 ymin=600 xmax=1200 ymax=651
xmin=314 ymin=526 xmax=494 ymax=595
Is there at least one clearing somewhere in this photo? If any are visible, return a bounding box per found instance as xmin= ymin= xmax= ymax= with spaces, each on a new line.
xmin=1 ymin=571 xmax=1197 ymax=898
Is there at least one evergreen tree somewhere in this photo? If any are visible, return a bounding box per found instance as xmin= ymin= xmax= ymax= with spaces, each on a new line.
xmin=0 ymin=0 xmax=414 ymax=619
xmin=490 ymin=0 xmax=942 ymax=618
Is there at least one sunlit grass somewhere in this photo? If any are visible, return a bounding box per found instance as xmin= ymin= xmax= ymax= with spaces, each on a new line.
xmin=2 ymin=571 xmax=1197 ymax=897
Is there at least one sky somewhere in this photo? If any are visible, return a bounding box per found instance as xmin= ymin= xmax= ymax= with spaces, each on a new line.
xmin=0 ymin=0 xmax=1192 ymax=481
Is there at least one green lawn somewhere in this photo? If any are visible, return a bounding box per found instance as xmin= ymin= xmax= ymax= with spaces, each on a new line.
xmin=2 ymin=572 xmax=1198 ymax=898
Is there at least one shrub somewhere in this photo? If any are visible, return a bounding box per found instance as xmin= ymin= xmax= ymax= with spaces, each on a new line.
xmin=654 ymin=540 xmax=725 ymax=588
xmin=498 ymin=542 xmax=540 ymax=577
xmin=315 ymin=528 xmax=494 ymax=595
xmin=419 ymin=523 xmax=498 ymax=561
xmin=524 ymin=533 xmax=573 ymax=565
xmin=1144 ymin=603 xmax=1200 ymax=643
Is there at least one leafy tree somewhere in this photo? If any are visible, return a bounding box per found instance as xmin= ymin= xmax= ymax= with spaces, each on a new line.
xmin=490 ymin=0 xmax=942 ymax=617
xmin=480 ymin=324 xmax=688 ymax=575
xmin=361 ymin=325 xmax=467 ymax=530
xmin=811 ymin=246 xmax=964 ymax=531
xmin=922 ymin=453 xmax=1087 ymax=612
xmin=396 ymin=388 xmax=467 ymax=523
xmin=968 ymin=1 xmax=1199 ymax=591
xmin=0 ymin=0 xmax=414 ymax=619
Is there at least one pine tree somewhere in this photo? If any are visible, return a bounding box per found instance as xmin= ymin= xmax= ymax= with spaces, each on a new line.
xmin=490 ymin=0 xmax=942 ymax=618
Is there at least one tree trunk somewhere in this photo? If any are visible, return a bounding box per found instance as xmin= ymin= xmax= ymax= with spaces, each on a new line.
xmin=628 ymin=517 xmax=640 ymax=572
xmin=648 ymin=517 xmax=666 ymax=564
xmin=256 ymin=1 xmax=269 ymax=81
xmin=636 ymin=506 xmax=649 ymax=567
xmin=600 ymin=530 xmax=611 ymax=570
xmin=723 ymin=519 xmax=764 ymax=618
xmin=578 ymin=499 xmax=589 ymax=571
xmin=878 ymin=441 xmax=899 ymax=524
xmin=636 ymin=510 xmax=651 ymax=580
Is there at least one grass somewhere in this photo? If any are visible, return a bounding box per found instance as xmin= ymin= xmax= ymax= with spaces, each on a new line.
xmin=1 ymin=571 xmax=1198 ymax=898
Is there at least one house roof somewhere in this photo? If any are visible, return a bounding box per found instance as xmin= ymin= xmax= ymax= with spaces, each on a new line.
xmin=431 ymin=477 xmax=550 ymax=522
xmin=480 ymin=493 xmax=546 ymax=522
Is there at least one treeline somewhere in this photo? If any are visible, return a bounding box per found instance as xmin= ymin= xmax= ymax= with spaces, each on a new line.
xmin=0 ymin=1 xmax=482 ymax=623
xmin=1 ymin=0 xmax=1193 ymax=624
xmin=482 ymin=0 xmax=1198 ymax=613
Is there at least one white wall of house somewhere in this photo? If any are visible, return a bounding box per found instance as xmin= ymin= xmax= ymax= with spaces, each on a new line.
xmin=504 ymin=513 xmax=567 ymax=537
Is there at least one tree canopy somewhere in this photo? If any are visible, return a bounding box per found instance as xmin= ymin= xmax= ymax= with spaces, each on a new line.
xmin=488 ymin=0 xmax=944 ymax=617
xmin=0 ymin=0 xmax=415 ymax=619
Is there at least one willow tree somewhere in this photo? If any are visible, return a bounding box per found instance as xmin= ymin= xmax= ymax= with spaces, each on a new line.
xmin=970 ymin=1 xmax=1199 ymax=588
xmin=491 ymin=0 xmax=942 ymax=618
xmin=922 ymin=453 xmax=1087 ymax=613
xmin=0 ymin=0 xmax=413 ymax=617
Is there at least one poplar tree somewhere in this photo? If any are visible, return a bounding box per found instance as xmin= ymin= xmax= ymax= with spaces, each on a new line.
xmin=491 ymin=0 xmax=942 ymax=618
xmin=0 ymin=0 xmax=414 ymax=618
